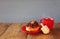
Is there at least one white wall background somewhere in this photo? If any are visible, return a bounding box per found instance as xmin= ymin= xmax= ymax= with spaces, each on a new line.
xmin=0 ymin=0 xmax=60 ymax=23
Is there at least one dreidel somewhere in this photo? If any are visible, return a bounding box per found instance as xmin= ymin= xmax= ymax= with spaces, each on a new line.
xmin=40 ymin=23 xmax=50 ymax=34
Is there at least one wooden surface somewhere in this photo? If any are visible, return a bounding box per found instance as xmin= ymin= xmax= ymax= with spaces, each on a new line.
xmin=0 ymin=23 xmax=60 ymax=39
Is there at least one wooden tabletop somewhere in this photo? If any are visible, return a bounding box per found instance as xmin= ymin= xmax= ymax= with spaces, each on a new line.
xmin=0 ymin=23 xmax=60 ymax=39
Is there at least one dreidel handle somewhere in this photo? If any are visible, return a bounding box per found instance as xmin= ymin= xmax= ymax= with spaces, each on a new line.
xmin=40 ymin=23 xmax=44 ymax=27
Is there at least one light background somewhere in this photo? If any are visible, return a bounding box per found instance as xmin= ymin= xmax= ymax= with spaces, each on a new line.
xmin=0 ymin=0 xmax=60 ymax=23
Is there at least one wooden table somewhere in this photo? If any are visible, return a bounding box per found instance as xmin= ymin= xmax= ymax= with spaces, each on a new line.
xmin=0 ymin=23 xmax=60 ymax=39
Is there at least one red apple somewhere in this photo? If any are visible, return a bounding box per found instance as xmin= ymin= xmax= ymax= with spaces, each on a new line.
xmin=40 ymin=17 xmax=54 ymax=30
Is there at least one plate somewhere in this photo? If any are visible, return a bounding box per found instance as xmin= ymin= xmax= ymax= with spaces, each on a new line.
xmin=22 ymin=25 xmax=41 ymax=34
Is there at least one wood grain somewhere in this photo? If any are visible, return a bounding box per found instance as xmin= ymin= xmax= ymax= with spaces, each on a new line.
xmin=0 ymin=23 xmax=27 ymax=39
xmin=0 ymin=23 xmax=60 ymax=39
xmin=52 ymin=23 xmax=60 ymax=39
xmin=0 ymin=23 xmax=11 ymax=36
xmin=27 ymin=31 xmax=54 ymax=39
